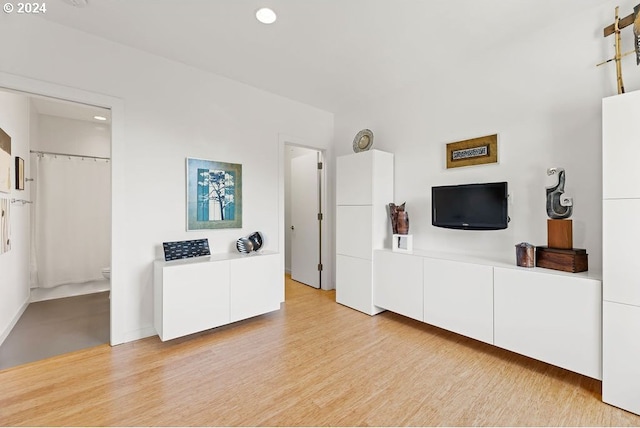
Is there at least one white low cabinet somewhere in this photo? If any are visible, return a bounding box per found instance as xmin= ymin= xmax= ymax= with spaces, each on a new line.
xmin=424 ymin=258 xmax=494 ymax=345
xmin=154 ymin=251 xmax=281 ymax=341
xmin=494 ymin=267 xmax=602 ymax=380
xmin=372 ymin=249 xmax=602 ymax=380
xmin=373 ymin=250 xmax=423 ymax=322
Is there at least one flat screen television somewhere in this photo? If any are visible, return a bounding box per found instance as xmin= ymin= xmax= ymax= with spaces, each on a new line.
xmin=432 ymin=182 xmax=509 ymax=230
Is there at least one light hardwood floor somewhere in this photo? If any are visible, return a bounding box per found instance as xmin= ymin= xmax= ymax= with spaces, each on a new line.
xmin=1 ymin=275 xmax=639 ymax=426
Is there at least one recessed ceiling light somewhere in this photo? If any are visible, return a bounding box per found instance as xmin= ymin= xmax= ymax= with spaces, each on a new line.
xmin=256 ymin=7 xmax=277 ymax=24
xmin=94 ymin=115 xmax=107 ymax=121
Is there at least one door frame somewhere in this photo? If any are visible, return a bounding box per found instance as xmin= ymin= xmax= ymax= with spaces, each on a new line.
xmin=279 ymin=134 xmax=329 ymax=290
xmin=0 ymin=71 xmax=126 ymax=345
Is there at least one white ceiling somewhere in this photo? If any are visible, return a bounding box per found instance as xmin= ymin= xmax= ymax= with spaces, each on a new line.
xmin=41 ymin=0 xmax=610 ymax=112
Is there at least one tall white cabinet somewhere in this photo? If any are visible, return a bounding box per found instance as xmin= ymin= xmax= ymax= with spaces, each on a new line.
xmin=602 ymin=89 xmax=640 ymax=415
xmin=336 ymin=150 xmax=393 ymax=315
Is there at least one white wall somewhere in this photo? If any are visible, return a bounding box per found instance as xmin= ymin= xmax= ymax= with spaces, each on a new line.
xmin=333 ymin=1 xmax=640 ymax=273
xmin=0 ymin=91 xmax=31 ymax=345
xmin=34 ymin=114 xmax=110 ymax=158
xmin=0 ymin=15 xmax=334 ymax=344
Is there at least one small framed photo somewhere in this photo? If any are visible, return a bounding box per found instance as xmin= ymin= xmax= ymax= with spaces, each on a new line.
xmin=15 ymin=157 xmax=24 ymax=190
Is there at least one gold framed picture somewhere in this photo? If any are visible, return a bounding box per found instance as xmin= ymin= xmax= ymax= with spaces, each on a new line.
xmin=446 ymin=134 xmax=498 ymax=169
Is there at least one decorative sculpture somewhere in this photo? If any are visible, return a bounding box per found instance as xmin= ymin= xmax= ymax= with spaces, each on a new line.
xmin=388 ymin=202 xmax=403 ymax=234
xmin=236 ymin=231 xmax=263 ymax=254
xmin=388 ymin=202 xmax=409 ymax=235
xmin=546 ymin=168 xmax=573 ymax=219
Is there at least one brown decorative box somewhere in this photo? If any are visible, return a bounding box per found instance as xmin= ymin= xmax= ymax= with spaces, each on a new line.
xmin=535 ymin=246 xmax=588 ymax=273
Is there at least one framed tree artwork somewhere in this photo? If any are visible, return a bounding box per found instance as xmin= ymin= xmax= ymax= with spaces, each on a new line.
xmin=186 ymin=157 xmax=242 ymax=230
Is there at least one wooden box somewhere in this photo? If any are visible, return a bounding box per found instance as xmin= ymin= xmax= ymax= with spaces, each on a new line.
xmin=535 ymin=246 xmax=588 ymax=273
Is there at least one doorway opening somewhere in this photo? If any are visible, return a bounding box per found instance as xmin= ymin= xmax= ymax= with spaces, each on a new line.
xmin=0 ymin=88 xmax=112 ymax=369
xmin=284 ymin=144 xmax=324 ymax=289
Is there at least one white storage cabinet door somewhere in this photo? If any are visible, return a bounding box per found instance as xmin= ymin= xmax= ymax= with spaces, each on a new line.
xmin=160 ymin=261 xmax=230 ymax=341
xmin=603 ymin=199 xmax=640 ymax=307
xmin=373 ymin=250 xmax=423 ymax=321
xmin=336 ymin=151 xmax=373 ymax=206
xmin=229 ymin=254 xmax=282 ymax=322
xmin=494 ymin=267 xmax=601 ymax=379
xmin=423 ymin=258 xmax=494 ymax=344
xmin=336 ymin=254 xmax=380 ymax=315
xmin=603 ymin=301 xmax=640 ymax=415
xmin=336 ymin=206 xmax=373 ymax=260
xmin=603 ymin=91 xmax=640 ymax=199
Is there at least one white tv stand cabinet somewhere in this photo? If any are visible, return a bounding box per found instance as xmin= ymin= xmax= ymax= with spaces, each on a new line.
xmin=373 ymin=248 xmax=602 ymax=380
xmin=153 ymin=251 xmax=282 ymax=341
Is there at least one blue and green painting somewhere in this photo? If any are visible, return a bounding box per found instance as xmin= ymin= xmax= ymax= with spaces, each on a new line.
xmin=197 ymin=168 xmax=235 ymax=221
xmin=187 ymin=158 xmax=242 ymax=230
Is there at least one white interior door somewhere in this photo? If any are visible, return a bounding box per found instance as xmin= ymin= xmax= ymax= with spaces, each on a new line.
xmin=291 ymin=152 xmax=320 ymax=288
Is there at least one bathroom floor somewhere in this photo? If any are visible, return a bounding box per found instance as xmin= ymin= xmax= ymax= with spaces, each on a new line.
xmin=0 ymin=292 xmax=110 ymax=370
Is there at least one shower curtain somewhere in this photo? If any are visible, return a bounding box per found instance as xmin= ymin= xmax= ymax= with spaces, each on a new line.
xmin=31 ymin=154 xmax=110 ymax=288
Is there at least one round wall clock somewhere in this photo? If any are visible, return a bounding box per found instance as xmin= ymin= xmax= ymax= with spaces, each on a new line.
xmin=352 ymin=129 xmax=374 ymax=153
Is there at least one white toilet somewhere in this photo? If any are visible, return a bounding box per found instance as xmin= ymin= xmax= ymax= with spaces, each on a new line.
xmin=101 ymin=267 xmax=111 ymax=280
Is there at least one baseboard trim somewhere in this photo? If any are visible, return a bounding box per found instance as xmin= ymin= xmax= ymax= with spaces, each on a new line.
xmin=0 ymin=298 xmax=29 ymax=347
xmin=115 ymin=325 xmax=157 ymax=345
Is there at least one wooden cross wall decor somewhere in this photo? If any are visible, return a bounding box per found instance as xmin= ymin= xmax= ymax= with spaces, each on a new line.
xmin=598 ymin=4 xmax=640 ymax=94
